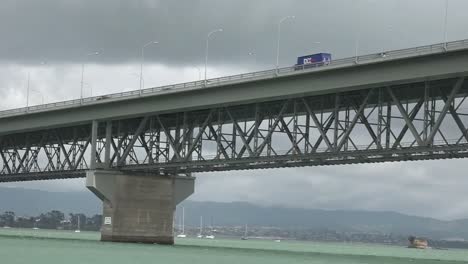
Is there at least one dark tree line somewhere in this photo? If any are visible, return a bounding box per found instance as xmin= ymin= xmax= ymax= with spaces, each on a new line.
xmin=0 ymin=211 xmax=102 ymax=231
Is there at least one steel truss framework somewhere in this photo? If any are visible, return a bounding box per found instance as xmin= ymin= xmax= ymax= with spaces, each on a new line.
xmin=2 ymin=77 xmax=468 ymax=182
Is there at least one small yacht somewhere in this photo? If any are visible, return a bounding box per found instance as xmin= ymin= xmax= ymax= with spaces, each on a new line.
xmin=204 ymin=217 xmax=215 ymax=239
xmin=176 ymin=206 xmax=187 ymax=238
xmin=241 ymin=224 xmax=248 ymax=240
xmin=74 ymin=216 xmax=81 ymax=233
xmin=32 ymin=219 xmax=40 ymax=230
xmin=197 ymin=216 xmax=204 ymax=238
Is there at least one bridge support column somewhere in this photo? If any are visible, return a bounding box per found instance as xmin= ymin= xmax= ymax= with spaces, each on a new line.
xmin=86 ymin=170 xmax=194 ymax=245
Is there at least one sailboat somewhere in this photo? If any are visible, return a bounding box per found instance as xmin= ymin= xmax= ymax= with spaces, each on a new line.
xmin=74 ymin=216 xmax=81 ymax=233
xmin=197 ymin=216 xmax=203 ymax=238
xmin=176 ymin=206 xmax=187 ymax=238
xmin=32 ymin=219 xmax=39 ymax=230
xmin=205 ymin=216 xmax=215 ymax=239
xmin=241 ymin=224 xmax=248 ymax=240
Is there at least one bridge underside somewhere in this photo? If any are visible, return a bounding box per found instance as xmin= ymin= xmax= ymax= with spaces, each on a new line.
xmin=0 ymin=76 xmax=468 ymax=182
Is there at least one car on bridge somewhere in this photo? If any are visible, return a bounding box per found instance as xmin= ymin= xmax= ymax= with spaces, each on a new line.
xmin=294 ymin=53 xmax=332 ymax=70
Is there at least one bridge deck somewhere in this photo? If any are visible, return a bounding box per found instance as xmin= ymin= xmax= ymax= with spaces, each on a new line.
xmin=1 ymin=40 xmax=468 ymax=135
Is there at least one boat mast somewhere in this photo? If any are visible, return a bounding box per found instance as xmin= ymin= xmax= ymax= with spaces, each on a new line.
xmin=182 ymin=206 xmax=185 ymax=234
xmin=199 ymin=216 xmax=203 ymax=235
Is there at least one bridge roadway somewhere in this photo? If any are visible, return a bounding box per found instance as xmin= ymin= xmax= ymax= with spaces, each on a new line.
xmin=2 ymin=39 xmax=468 ymax=244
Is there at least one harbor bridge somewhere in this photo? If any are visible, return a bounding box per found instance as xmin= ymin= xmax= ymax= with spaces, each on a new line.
xmin=2 ymin=39 xmax=468 ymax=244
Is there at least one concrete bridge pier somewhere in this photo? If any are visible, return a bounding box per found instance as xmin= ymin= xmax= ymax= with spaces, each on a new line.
xmin=85 ymin=170 xmax=194 ymax=244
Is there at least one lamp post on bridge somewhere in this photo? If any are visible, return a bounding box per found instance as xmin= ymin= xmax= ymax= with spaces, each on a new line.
xmin=140 ymin=41 xmax=159 ymax=95
xmin=26 ymin=61 xmax=47 ymax=108
xmin=204 ymin=28 xmax=223 ymax=86
xmin=276 ymin=15 xmax=295 ymax=74
xmin=26 ymin=73 xmax=46 ymax=108
xmin=195 ymin=67 xmax=202 ymax=82
xmin=26 ymin=72 xmax=30 ymax=108
xmin=81 ymin=51 xmax=99 ymax=104
xmin=248 ymin=51 xmax=256 ymax=71
xmin=443 ymin=0 xmax=449 ymax=50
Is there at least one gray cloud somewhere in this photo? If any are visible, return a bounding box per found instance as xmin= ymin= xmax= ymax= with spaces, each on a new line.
xmin=1 ymin=0 xmax=468 ymax=67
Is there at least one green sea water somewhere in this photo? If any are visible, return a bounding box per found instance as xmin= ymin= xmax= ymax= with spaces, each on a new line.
xmin=0 ymin=228 xmax=467 ymax=264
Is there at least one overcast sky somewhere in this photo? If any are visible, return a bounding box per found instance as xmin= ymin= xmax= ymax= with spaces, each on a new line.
xmin=3 ymin=0 xmax=468 ymax=220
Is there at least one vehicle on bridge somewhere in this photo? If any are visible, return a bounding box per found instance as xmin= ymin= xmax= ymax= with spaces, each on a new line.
xmin=294 ymin=53 xmax=332 ymax=70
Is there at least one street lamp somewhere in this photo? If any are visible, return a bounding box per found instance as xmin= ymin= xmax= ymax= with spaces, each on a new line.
xmin=26 ymin=72 xmax=31 ymax=108
xmin=205 ymin=29 xmax=223 ymax=86
xmin=140 ymin=41 xmax=159 ymax=95
xmin=248 ymin=51 xmax=257 ymax=71
xmin=26 ymin=61 xmax=47 ymax=108
xmin=81 ymin=51 xmax=99 ymax=104
xmin=443 ymin=0 xmax=449 ymax=50
xmin=195 ymin=67 xmax=202 ymax=82
xmin=276 ymin=16 xmax=295 ymax=73
xmin=26 ymin=74 xmax=45 ymax=107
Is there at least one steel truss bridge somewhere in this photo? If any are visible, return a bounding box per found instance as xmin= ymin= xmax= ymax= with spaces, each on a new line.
xmin=1 ymin=40 xmax=468 ymax=182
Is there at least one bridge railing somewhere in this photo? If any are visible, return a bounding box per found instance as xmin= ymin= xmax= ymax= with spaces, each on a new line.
xmin=1 ymin=39 xmax=468 ymax=118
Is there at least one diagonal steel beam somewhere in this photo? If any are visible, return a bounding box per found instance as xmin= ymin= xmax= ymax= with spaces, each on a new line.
xmin=41 ymin=144 xmax=56 ymax=171
xmin=208 ymin=124 xmax=230 ymax=159
xmin=73 ymin=139 xmax=90 ymax=170
xmin=392 ymin=98 xmax=425 ymax=149
xmin=387 ymin=87 xmax=424 ymax=146
xmin=55 ymin=130 xmax=73 ymax=170
xmin=25 ymin=134 xmax=48 ymax=172
xmin=226 ymin=109 xmax=255 ymax=157
xmin=302 ymin=99 xmax=333 ymax=151
xmin=11 ymin=137 xmax=29 ymax=173
xmin=118 ymin=116 xmax=149 ymax=165
xmin=255 ymin=100 xmax=290 ymax=156
xmin=425 ymin=78 xmax=465 ymax=145
xmin=279 ymin=117 xmax=302 ymax=155
xmin=156 ymin=116 xmax=181 ymax=160
xmin=110 ymin=131 xmax=129 ymax=164
xmin=336 ymin=89 xmax=374 ymax=151
xmin=449 ymin=106 xmax=468 ymax=143
xmin=138 ymin=134 xmax=152 ymax=162
xmin=17 ymin=145 xmax=31 ymax=173
xmin=0 ymin=138 xmax=11 ymax=174
xmin=349 ymin=98 xmax=383 ymax=150
xmin=184 ymin=110 xmax=214 ymax=161
xmin=313 ymin=113 xmax=335 ymax=151
xmin=175 ymin=124 xmax=194 ymax=155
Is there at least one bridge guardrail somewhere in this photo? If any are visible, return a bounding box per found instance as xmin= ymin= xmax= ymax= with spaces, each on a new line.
xmin=1 ymin=39 xmax=468 ymax=118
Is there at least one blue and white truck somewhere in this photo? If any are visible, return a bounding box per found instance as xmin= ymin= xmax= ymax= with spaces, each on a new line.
xmin=294 ymin=53 xmax=332 ymax=70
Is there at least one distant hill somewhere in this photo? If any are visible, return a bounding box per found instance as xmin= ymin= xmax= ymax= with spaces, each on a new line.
xmin=0 ymin=187 xmax=101 ymax=216
xmin=0 ymin=187 xmax=467 ymax=240
xmin=177 ymin=201 xmax=468 ymax=240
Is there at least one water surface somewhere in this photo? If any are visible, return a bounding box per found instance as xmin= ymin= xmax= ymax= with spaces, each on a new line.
xmin=0 ymin=228 xmax=466 ymax=264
